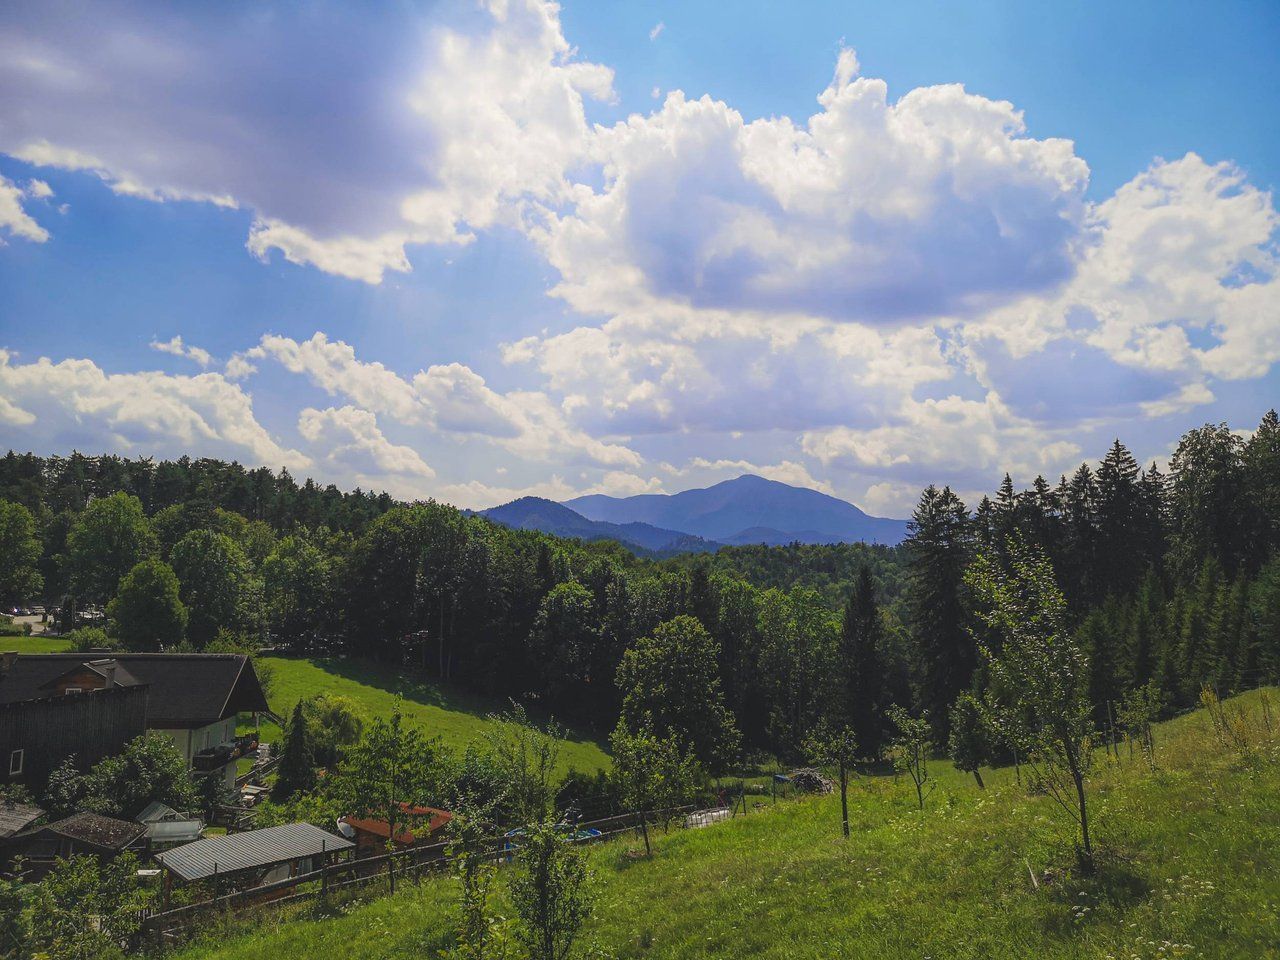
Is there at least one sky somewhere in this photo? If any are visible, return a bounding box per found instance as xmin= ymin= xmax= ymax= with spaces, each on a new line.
xmin=1 ymin=0 xmax=1278 ymax=517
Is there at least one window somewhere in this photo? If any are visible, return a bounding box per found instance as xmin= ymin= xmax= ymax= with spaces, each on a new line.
xmin=9 ymin=749 xmax=23 ymax=777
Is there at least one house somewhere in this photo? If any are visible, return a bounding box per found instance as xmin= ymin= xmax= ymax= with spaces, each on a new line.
xmin=341 ymin=803 xmax=453 ymax=859
xmin=155 ymin=822 xmax=353 ymax=898
xmin=3 ymin=811 xmax=146 ymax=880
xmin=0 ymin=653 xmax=270 ymax=788
xmin=0 ymin=655 xmax=149 ymax=794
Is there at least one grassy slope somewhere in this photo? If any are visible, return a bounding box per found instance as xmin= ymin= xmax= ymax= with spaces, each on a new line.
xmin=0 ymin=639 xmax=609 ymax=773
xmin=257 ymin=656 xmax=611 ymax=774
xmin=178 ymin=689 xmax=1280 ymax=960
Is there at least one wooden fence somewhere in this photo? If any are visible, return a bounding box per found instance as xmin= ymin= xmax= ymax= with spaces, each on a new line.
xmin=136 ymin=804 xmax=706 ymax=950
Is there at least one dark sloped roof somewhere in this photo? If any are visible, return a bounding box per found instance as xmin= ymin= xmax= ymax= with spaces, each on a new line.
xmin=156 ymin=823 xmax=353 ymax=882
xmin=38 ymin=658 xmax=142 ymax=691
xmin=0 ymin=654 xmax=269 ymax=726
xmin=44 ymin=811 xmax=146 ymax=850
xmin=0 ymin=802 xmax=44 ymax=839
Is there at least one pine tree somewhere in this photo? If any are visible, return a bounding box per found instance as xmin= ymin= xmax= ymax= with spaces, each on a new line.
xmin=906 ymin=485 xmax=975 ymax=741
xmin=1126 ymin=570 xmax=1165 ymax=689
xmin=1063 ymin=465 xmax=1099 ymax=605
xmin=1096 ymin=440 xmax=1144 ymax=595
xmin=973 ymin=496 xmax=996 ymax=553
xmin=1243 ymin=409 xmax=1280 ymax=570
xmin=273 ymin=701 xmax=317 ymax=801
xmin=1137 ymin=462 xmax=1170 ymax=569
xmin=1078 ymin=604 xmax=1122 ymax=729
xmin=837 ymin=566 xmax=886 ymax=759
xmin=993 ymin=474 xmax=1020 ymax=556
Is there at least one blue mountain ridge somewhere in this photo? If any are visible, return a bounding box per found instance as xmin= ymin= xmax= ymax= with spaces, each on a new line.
xmin=479 ymin=475 xmax=907 ymax=554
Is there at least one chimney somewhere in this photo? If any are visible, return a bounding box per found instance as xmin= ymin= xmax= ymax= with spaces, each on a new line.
xmin=103 ymin=661 xmax=117 ymax=688
xmin=0 ymin=652 xmax=16 ymax=675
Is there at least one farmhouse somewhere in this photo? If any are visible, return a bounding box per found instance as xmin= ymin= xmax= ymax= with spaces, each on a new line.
xmin=0 ymin=653 xmax=270 ymax=788
xmin=0 ymin=654 xmax=149 ymax=793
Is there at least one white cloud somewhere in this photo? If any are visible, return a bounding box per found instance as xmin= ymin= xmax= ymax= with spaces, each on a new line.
xmin=2 ymin=14 xmax=1277 ymax=509
xmin=649 ymin=22 xmax=665 ymax=41
xmin=297 ymin=405 xmax=435 ymax=479
xmin=1 ymin=0 xmax=612 ymax=283
xmin=150 ymin=335 xmax=212 ymax=368
xmin=578 ymin=471 xmax=666 ymax=497
xmin=435 ymin=476 xmax=580 ymax=510
xmin=0 ymin=174 xmax=50 ymax=242
xmin=534 ymin=58 xmax=1087 ymax=321
xmin=967 ymin=154 xmax=1280 ymax=391
xmin=860 ymin=480 xmax=922 ymax=518
xmin=504 ymin=303 xmax=952 ymax=435
xmin=682 ymin=458 xmax=835 ymax=494
xmin=0 ymin=349 xmax=308 ymax=469
xmin=252 ymin=332 xmax=641 ymax=468
xmin=223 ymin=354 xmax=257 ymax=380
xmin=801 ymin=392 xmax=1083 ymax=486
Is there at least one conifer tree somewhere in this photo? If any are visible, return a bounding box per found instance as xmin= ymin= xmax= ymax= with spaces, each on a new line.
xmin=1096 ymin=440 xmax=1144 ymax=594
xmin=905 ymin=486 xmax=975 ymax=741
xmin=837 ymin=566 xmax=886 ymax=758
xmin=1126 ymin=571 xmax=1165 ymax=689
xmin=1243 ymin=409 xmax=1280 ymax=568
xmin=1063 ymin=464 xmax=1099 ymax=605
xmin=273 ymin=701 xmax=317 ymax=801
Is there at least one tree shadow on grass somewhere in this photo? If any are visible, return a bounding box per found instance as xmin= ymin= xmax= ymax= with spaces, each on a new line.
xmin=305 ymin=655 xmax=611 ymax=758
xmin=1039 ymin=847 xmax=1152 ymax=937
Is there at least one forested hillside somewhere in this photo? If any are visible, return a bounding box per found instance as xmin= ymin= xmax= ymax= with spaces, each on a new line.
xmin=1 ymin=410 xmax=1278 ymax=761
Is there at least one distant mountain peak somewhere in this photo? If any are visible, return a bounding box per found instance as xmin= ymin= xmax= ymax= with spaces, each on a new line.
xmin=566 ymin=474 xmax=906 ymax=547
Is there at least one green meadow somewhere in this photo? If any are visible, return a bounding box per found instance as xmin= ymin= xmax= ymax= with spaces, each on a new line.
xmin=256 ymin=655 xmax=611 ymax=774
xmin=176 ymin=688 xmax=1280 ymax=960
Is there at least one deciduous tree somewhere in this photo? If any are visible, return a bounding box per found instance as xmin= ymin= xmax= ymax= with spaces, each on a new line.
xmin=106 ymin=558 xmax=186 ymax=651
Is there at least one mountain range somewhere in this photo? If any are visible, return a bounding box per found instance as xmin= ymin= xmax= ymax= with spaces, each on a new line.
xmin=479 ymin=474 xmax=907 ymax=556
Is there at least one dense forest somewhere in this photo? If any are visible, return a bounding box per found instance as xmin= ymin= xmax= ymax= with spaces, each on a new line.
xmin=1 ymin=410 xmax=1278 ymax=766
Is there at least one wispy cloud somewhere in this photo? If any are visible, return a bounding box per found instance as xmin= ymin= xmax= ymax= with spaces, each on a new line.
xmin=150 ymin=335 xmax=212 ymax=368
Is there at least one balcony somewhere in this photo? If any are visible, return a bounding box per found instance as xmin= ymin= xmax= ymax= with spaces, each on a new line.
xmin=192 ymin=743 xmax=235 ymax=772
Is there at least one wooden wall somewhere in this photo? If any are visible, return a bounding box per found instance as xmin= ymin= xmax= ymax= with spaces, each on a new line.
xmin=0 ymin=685 xmax=149 ymax=793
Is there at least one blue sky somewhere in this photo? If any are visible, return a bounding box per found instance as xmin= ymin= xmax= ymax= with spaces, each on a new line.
xmin=1 ymin=0 xmax=1277 ymax=515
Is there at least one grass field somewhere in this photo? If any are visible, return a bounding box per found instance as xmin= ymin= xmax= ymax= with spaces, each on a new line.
xmin=256 ymin=656 xmax=611 ymax=774
xmin=0 ymin=634 xmax=72 ymax=653
xmin=175 ymin=688 xmax=1280 ymax=960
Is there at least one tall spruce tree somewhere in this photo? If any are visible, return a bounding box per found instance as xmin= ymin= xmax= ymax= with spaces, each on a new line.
xmin=1095 ymin=440 xmax=1144 ymax=595
xmin=905 ymin=485 xmax=975 ymax=741
xmin=1062 ymin=464 xmax=1099 ymax=606
xmin=837 ymin=566 xmax=886 ymax=759
xmin=273 ymin=701 xmax=317 ymax=801
xmin=1243 ymin=409 xmax=1280 ymax=569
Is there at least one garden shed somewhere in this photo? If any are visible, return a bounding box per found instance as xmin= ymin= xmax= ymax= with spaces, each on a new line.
xmin=155 ymin=822 xmax=353 ymax=892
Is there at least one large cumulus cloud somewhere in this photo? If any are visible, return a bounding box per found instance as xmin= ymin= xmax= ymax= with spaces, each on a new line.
xmin=538 ymin=49 xmax=1089 ymax=321
xmin=0 ymin=0 xmax=612 ymax=282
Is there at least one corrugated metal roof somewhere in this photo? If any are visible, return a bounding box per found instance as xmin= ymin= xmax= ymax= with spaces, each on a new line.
xmin=155 ymin=823 xmax=353 ymax=882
